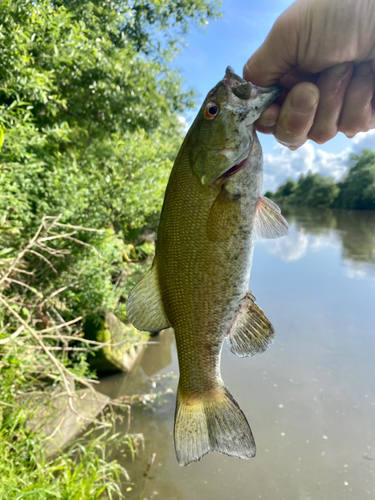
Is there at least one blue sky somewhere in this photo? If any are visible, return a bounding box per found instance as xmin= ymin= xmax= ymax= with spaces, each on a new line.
xmin=173 ymin=0 xmax=375 ymax=192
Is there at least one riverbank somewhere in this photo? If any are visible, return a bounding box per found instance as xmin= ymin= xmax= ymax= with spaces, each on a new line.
xmin=0 ymin=218 xmax=150 ymax=498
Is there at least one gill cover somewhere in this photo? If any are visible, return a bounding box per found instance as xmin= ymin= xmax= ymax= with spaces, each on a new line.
xmin=188 ymin=67 xmax=281 ymax=185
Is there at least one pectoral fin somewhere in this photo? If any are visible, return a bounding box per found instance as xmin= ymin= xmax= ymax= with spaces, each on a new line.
xmin=227 ymin=291 xmax=275 ymax=357
xmin=255 ymin=196 xmax=288 ymax=239
xmin=126 ymin=262 xmax=170 ymax=333
xmin=207 ymin=187 xmax=241 ymax=242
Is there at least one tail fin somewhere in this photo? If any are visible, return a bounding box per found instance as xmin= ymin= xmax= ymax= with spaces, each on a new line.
xmin=174 ymin=385 xmax=256 ymax=466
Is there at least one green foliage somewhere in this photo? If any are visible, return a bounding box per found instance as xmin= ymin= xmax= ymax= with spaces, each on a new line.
xmin=0 ymin=332 xmax=130 ymax=499
xmin=265 ymin=178 xmax=297 ymax=202
xmin=0 ymin=417 xmax=129 ymax=499
xmin=267 ymin=149 xmax=375 ymax=210
xmin=0 ymin=0 xmax=219 ymax=237
xmin=267 ymin=173 xmax=339 ymax=208
xmin=334 ymin=149 xmax=375 ymax=210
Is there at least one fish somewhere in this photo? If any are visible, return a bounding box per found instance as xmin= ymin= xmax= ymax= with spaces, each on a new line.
xmin=126 ymin=67 xmax=288 ymax=466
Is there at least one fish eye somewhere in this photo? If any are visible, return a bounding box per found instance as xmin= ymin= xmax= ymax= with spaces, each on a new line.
xmin=204 ymin=103 xmax=219 ymax=120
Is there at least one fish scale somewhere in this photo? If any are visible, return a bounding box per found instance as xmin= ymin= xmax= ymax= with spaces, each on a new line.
xmin=126 ymin=67 xmax=288 ymax=466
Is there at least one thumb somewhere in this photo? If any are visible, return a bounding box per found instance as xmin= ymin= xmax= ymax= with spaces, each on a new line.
xmin=243 ymin=10 xmax=298 ymax=86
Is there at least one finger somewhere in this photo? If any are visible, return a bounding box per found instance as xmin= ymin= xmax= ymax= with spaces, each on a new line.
xmin=243 ymin=10 xmax=298 ymax=86
xmin=370 ymin=79 xmax=375 ymax=129
xmin=279 ymin=69 xmax=318 ymax=90
xmin=254 ymin=103 xmax=280 ymax=135
xmin=339 ymin=62 xmax=375 ymax=137
xmin=275 ymin=82 xmax=319 ymax=149
xmin=371 ymin=94 xmax=375 ymax=129
xmin=308 ymin=62 xmax=354 ymax=144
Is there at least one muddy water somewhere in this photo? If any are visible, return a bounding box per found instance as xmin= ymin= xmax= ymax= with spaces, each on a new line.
xmin=98 ymin=209 xmax=375 ymax=500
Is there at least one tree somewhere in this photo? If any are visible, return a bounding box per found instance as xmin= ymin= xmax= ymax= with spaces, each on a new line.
xmin=266 ymin=173 xmax=338 ymax=208
xmin=335 ymin=149 xmax=375 ymax=210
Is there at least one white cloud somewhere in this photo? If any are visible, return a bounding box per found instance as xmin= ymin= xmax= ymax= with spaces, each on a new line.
xmin=262 ymin=130 xmax=375 ymax=193
xmin=352 ymin=129 xmax=375 ymax=153
xmin=177 ymin=115 xmax=189 ymax=134
xmin=309 ymin=231 xmax=341 ymax=250
xmin=257 ymin=223 xmax=375 ymax=281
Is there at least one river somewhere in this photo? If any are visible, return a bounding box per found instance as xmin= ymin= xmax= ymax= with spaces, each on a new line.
xmin=98 ymin=208 xmax=375 ymax=500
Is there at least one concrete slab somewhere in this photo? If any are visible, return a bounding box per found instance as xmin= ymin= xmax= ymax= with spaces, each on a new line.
xmin=27 ymin=388 xmax=109 ymax=457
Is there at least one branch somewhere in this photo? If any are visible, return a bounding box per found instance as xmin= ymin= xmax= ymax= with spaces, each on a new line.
xmin=0 ymin=294 xmax=105 ymax=425
xmin=39 ymin=282 xmax=78 ymax=308
xmin=38 ymin=231 xmax=77 ymax=242
xmin=0 ymin=325 xmax=24 ymax=345
xmin=63 ymin=236 xmax=103 ymax=259
xmin=0 ymin=215 xmax=50 ymax=289
xmin=27 ymin=250 xmax=58 ymax=274
xmin=52 ymin=222 xmax=105 ymax=233
xmin=4 ymin=277 xmax=43 ymax=298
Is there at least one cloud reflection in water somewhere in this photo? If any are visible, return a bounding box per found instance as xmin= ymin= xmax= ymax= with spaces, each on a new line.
xmin=255 ymin=209 xmax=375 ymax=279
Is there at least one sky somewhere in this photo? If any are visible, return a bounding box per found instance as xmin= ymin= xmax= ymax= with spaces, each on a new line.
xmin=173 ymin=0 xmax=375 ymax=192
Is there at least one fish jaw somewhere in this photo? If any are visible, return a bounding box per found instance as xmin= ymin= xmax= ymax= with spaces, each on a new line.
xmin=226 ymin=87 xmax=281 ymax=130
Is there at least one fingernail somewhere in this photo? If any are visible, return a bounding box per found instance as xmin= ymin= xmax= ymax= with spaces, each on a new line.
xmin=276 ymin=136 xmax=304 ymax=149
xmin=290 ymin=90 xmax=319 ymax=113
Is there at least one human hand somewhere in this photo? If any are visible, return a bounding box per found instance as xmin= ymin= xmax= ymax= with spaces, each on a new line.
xmin=243 ymin=0 xmax=375 ymax=150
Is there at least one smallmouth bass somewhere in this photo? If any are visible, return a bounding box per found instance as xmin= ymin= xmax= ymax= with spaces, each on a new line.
xmin=127 ymin=67 xmax=288 ymax=466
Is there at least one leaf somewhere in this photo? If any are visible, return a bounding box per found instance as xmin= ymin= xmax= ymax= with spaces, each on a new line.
xmin=21 ymin=307 xmax=30 ymax=318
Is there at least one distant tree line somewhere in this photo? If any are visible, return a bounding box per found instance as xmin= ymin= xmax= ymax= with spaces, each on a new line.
xmin=265 ymin=149 xmax=375 ymax=210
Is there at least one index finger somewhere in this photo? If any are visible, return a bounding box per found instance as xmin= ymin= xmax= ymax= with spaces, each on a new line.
xmin=243 ymin=11 xmax=298 ymax=86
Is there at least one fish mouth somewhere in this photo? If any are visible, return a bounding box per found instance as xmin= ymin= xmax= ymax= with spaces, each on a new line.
xmin=216 ymin=156 xmax=249 ymax=180
xmin=223 ymin=66 xmax=246 ymax=86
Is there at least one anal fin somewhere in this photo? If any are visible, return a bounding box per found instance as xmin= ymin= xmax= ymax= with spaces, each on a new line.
xmin=126 ymin=262 xmax=170 ymax=333
xmin=227 ymin=291 xmax=275 ymax=357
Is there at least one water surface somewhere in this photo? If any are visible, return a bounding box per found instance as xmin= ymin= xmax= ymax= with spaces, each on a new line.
xmin=99 ymin=209 xmax=375 ymax=500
